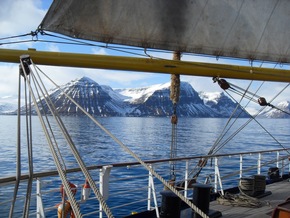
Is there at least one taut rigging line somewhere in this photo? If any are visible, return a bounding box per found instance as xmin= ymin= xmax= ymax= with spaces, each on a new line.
xmin=12 ymin=55 xmax=210 ymax=218
xmin=212 ymin=77 xmax=290 ymax=154
xmin=14 ymin=55 xmax=84 ymax=218
xmin=213 ymin=77 xmax=290 ymax=116
xmin=34 ymin=60 xmax=210 ymax=218
xmin=9 ymin=59 xmax=35 ymax=218
xmin=21 ymin=55 xmax=114 ymax=218
xmin=184 ymin=77 xmax=290 ymax=186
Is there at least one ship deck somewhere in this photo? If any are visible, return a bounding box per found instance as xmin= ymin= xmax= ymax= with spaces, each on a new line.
xmin=128 ymin=179 xmax=290 ymax=218
xmin=208 ymin=179 xmax=290 ymax=218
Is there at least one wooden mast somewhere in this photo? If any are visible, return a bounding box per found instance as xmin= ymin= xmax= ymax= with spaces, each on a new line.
xmin=169 ymin=51 xmax=181 ymax=182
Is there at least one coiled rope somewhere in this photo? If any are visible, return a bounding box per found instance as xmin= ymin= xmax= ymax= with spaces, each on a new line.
xmin=217 ymin=192 xmax=262 ymax=208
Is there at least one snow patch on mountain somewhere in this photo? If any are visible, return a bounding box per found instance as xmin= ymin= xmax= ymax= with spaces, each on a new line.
xmin=261 ymin=101 xmax=290 ymax=118
xmin=199 ymin=91 xmax=248 ymax=117
xmin=115 ymin=82 xmax=170 ymax=104
xmin=101 ymin=85 xmax=128 ymax=101
xmin=199 ymin=92 xmax=222 ymax=105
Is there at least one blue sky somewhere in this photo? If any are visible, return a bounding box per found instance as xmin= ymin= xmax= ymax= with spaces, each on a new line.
xmin=0 ymin=0 xmax=289 ymax=114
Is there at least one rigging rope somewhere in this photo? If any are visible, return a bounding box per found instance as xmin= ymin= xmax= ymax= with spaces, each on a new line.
xmin=9 ymin=73 xmax=22 ymax=218
xmin=30 ymin=61 xmax=114 ymax=217
xmin=223 ymin=91 xmax=290 ymax=154
xmin=29 ymin=72 xmax=84 ymax=218
xmin=213 ymin=77 xmax=290 ymax=116
xmin=23 ymin=74 xmax=34 ymax=217
xmin=208 ymin=80 xmax=256 ymax=155
xmin=0 ymin=32 xmax=33 ymax=41
xmin=185 ymin=77 xmax=290 ymax=185
xmin=35 ymin=64 xmax=210 ymax=218
xmin=30 ymin=67 xmax=67 ymax=172
xmin=208 ymin=77 xmax=290 ymax=156
xmin=20 ymin=56 xmax=83 ymax=218
xmin=169 ymin=51 xmax=181 ymax=181
xmin=185 ymin=80 xmax=255 ymax=182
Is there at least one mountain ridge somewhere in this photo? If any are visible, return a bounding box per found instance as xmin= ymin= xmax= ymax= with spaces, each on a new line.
xmin=1 ymin=76 xmax=288 ymax=118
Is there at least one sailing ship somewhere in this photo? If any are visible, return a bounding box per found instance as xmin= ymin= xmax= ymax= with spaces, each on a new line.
xmin=1 ymin=0 xmax=290 ymax=217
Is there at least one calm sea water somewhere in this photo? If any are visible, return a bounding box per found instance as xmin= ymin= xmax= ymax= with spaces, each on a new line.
xmin=1 ymin=115 xmax=290 ymax=217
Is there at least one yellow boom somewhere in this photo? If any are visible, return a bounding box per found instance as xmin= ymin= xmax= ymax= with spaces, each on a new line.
xmin=1 ymin=48 xmax=290 ymax=82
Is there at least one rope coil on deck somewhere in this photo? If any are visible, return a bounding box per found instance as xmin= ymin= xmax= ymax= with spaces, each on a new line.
xmin=217 ymin=192 xmax=262 ymax=208
xmin=217 ymin=176 xmax=266 ymax=208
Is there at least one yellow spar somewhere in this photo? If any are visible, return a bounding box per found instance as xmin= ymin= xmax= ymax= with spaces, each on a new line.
xmin=1 ymin=48 xmax=290 ymax=82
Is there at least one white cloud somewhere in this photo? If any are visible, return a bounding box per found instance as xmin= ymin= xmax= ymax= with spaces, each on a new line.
xmin=0 ymin=64 xmax=19 ymax=97
xmin=0 ymin=0 xmax=45 ymax=37
xmin=91 ymin=47 xmax=108 ymax=55
xmin=47 ymin=44 xmax=60 ymax=52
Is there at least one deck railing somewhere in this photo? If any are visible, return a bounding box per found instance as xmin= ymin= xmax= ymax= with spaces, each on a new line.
xmin=0 ymin=148 xmax=289 ymax=217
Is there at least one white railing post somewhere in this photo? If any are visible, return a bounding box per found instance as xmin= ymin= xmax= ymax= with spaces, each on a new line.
xmin=214 ymin=157 xmax=218 ymax=193
xmin=184 ymin=160 xmax=189 ymax=198
xmin=36 ymin=178 xmax=45 ymax=218
xmin=214 ymin=157 xmax=224 ymax=195
xmin=147 ymin=169 xmax=152 ymax=211
xmin=277 ymin=151 xmax=280 ymax=169
xmin=289 ymin=157 xmax=290 ymax=174
xmin=281 ymin=159 xmax=285 ymax=176
xmin=239 ymin=154 xmax=243 ymax=178
xmin=99 ymin=165 xmax=112 ymax=218
xmin=147 ymin=167 xmax=151 ymax=211
xmin=257 ymin=153 xmax=261 ymax=175
xmin=147 ymin=165 xmax=159 ymax=218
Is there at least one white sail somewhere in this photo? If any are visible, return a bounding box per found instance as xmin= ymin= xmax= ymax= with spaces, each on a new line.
xmin=40 ymin=0 xmax=290 ymax=63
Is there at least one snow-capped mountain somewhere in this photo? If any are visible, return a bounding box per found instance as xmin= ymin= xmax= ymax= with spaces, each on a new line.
xmin=199 ymin=92 xmax=248 ymax=117
xmin=0 ymin=96 xmax=18 ymax=114
xmin=115 ymin=81 xmax=214 ymax=117
xmin=0 ymin=103 xmax=17 ymax=114
xmin=260 ymin=101 xmax=290 ymax=118
xmin=29 ymin=77 xmax=131 ymax=116
xmin=14 ymin=76 xmax=251 ymax=117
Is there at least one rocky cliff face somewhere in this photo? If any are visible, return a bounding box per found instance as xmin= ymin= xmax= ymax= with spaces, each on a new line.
xmin=36 ymin=77 xmax=129 ymax=116
xmin=199 ymin=92 xmax=248 ymax=117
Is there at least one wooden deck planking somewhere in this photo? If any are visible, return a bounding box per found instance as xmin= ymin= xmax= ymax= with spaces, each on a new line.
xmin=210 ymin=180 xmax=290 ymax=217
